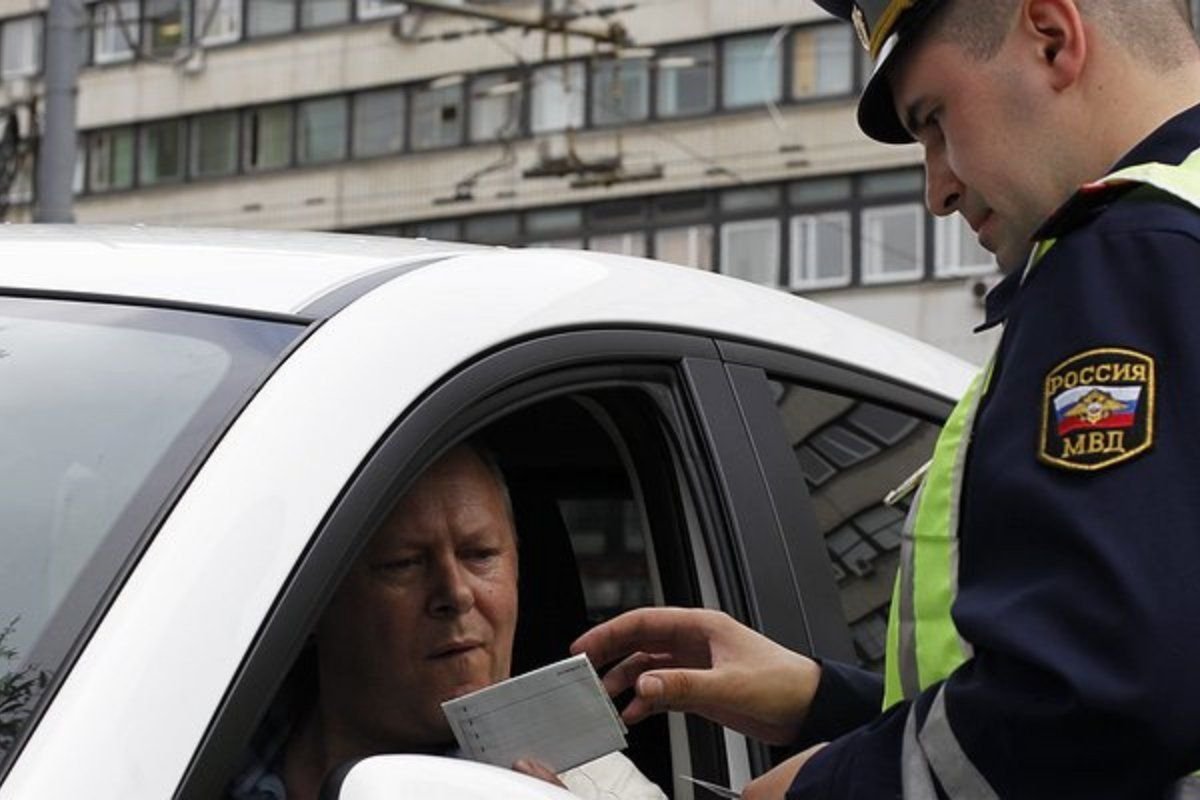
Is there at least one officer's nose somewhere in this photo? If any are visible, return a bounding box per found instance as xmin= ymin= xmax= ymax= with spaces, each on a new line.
xmin=428 ymin=556 xmax=475 ymax=618
xmin=924 ymin=150 xmax=963 ymax=217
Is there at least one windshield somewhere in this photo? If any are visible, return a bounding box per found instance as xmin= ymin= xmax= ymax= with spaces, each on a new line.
xmin=0 ymin=297 xmax=303 ymax=767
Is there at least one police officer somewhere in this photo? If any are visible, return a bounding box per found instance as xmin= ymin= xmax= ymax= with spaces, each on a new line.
xmin=573 ymin=0 xmax=1200 ymax=797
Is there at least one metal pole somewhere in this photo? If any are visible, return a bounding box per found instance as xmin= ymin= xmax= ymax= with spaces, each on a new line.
xmin=34 ymin=0 xmax=82 ymax=223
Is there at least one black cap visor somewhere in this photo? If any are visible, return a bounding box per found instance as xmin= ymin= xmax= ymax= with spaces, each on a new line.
xmin=855 ymin=0 xmax=945 ymax=144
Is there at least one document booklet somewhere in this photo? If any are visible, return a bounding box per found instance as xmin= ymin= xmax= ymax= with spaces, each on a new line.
xmin=441 ymin=653 xmax=628 ymax=773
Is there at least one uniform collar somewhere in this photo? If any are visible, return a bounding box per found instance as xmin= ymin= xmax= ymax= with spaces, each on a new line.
xmin=978 ymin=101 xmax=1200 ymax=331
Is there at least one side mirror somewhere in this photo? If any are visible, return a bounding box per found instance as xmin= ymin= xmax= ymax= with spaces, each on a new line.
xmin=323 ymin=754 xmax=578 ymax=800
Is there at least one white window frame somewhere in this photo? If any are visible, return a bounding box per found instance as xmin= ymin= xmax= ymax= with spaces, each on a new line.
xmin=720 ymin=218 xmax=781 ymax=286
xmin=93 ymin=0 xmax=139 ymax=64
xmin=1 ymin=16 xmax=42 ymax=79
xmin=469 ymin=73 xmax=523 ymax=144
xmin=654 ymin=224 xmax=713 ymax=270
xmin=861 ymin=203 xmax=925 ymax=285
xmin=357 ymin=0 xmax=408 ymax=19
xmin=587 ymin=231 xmax=646 ymax=257
xmin=791 ymin=24 xmax=853 ymax=100
xmin=531 ymin=62 xmax=584 ymax=134
xmin=352 ymin=87 xmax=406 ymax=157
xmin=934 ymin=214 xmax=996 ymax=278
xmin=591 ymin=56 xmax=650 ymax=127
xmin=789 ymin=212 xmax=852 ymax=290
xmin=195 ymin=0 xmax=242 ymax=45
xmin=722 ymin=32 xmax=783 ymax=109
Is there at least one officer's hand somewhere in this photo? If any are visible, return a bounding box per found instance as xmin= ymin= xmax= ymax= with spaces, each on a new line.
xmin=742 ymin=744 xmax=827 ymax=800
xmin=570 ymin=607 xmax=821 ymax=746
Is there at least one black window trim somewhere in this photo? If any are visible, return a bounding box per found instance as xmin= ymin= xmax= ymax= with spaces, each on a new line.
xmin=173 ymin=327 xmax=760 ymax=799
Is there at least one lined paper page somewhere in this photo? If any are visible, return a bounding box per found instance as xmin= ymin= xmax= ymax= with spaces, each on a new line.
xmin=442 ymin=654 xmax=628 ymax=773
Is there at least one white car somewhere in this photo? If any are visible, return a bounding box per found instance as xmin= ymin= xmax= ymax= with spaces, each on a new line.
xmin=0 ymin=226 xmax=973 ymax=800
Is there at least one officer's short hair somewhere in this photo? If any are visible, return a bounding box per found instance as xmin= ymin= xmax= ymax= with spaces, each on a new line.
xmin=920 ymin=0 xmax=1197 ymax=69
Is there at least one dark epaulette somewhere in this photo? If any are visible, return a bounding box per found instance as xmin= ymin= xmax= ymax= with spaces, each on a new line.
xmin=1032 ymin=179 xmax=1143 ymax=240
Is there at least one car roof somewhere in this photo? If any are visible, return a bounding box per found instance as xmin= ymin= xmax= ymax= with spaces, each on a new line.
xmin=0 ymin=225 xmax=975 ymax=400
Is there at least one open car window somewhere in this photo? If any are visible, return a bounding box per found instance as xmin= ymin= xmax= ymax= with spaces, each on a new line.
xmin=191 ymin=342 xmax=745 ymax=800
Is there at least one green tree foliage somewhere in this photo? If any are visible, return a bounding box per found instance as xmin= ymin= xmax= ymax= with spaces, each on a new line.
xmin=0 ymin=619 xmax=48 ymax=757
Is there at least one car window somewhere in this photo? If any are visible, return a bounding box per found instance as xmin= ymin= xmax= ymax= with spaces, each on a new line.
xmin=0 ymin=297 xmax=303 ymax=767
xmin=209 ymin=376 xmax=733 ymax=800
xmin=767 ymin=378 xmax=939 ymax=672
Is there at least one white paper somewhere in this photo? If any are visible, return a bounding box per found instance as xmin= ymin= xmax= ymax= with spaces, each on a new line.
xmin=441 ymin=654 xmax=628 ymax=773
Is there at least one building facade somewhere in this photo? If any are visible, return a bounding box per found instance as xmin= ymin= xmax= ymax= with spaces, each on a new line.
xmin=3 ymin=0 xmax=1195 ymax=363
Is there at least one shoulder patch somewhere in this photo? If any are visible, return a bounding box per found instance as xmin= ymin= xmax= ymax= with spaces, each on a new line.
xmin=1039 ymin=348 xmax=1155 ymax=471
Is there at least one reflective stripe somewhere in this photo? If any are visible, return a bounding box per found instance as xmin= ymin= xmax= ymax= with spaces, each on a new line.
xmin=901 ymin=688 xmax=1001 ymax=800
xmin=884 ymin=368 xmax=988 ymax=708
xmin=917 ymin=687 xmax=1001 ymax=800
xmin=897 ymin=482 xmax=921 ymax=700
xmin=901 ymin=705 xmax=938 ymax=800
xmin=1101 ymin=149 xmax=1200 ymax=209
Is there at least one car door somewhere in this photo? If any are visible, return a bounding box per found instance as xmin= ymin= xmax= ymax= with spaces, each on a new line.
xmin=716 ymin=339 xmax=955 ymax=682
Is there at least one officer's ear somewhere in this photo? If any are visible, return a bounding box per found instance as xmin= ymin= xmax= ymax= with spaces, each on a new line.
xmin=1021 ymin=0 xmax=1087 ymax=91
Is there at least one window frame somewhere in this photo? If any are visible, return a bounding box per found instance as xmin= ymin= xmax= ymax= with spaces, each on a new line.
xmin=719 ymin=217 xmax=782 ymax=287
xmin=172 ymin=329 xmax=764 ymax=799
xmin=92 ymin=0 xmax=140 ymax=65
xmin=934 ymin=214 xmax=996 ymax=278
xmin=789 ymin=211 xmax=853 ymax=290
xmin=860 ymin=202 xmax=926 ymax=285
xmin=0 ymin=14 xmax=44 ymax=79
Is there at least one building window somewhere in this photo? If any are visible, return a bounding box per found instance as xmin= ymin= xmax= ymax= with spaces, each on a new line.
xmin=591 ymin=56 xmax=649 ymax=127
xmin=298 ymin=96 xmax=348 ymax=164
xmin=407 ymin=219 xmax=460 ymax=240
xmin=470 ymin=73 xmax=523 ymax=143
xmin=525 ymin=207 xmax=583 ymax=242
xmin=411 ymin=82 xmax=464 ymax=151
xmin=139 ymin=119 xmax=186 ymax=185
xmin=531 ymin=62 xmax=584 ymax=134
xmin=5 ymin=156 xmax=33 ymax=204
xmin=143 ymin=0 xmax=186 ymax=58
xmin=1 ymin=16 xmax=42 ymax=78
xmin=464 ymin=213 xmax=520 ymax=245
xmin=301 ymin=0 xmax=350 ymax=28
xmin=73 ymin=139 xmax=86 ymax=195
xmin=195 ymin=0 xmax=242 ymax=44
xmin=655 ymin=225 xmax=713 ymax=270
xmin=94 ymin=0 xmax=139 ymax=64
xmin=789 ymin=175 xmax=853 ymax=207
xmin=242 ymin=105 xmax=294 ymax=172
xmin=190 ymin=111 xmax=239 ymax=179
xmin=656 ymin=42 xmax=715 ymax=118
xmin=722 ymin=32 xmax=782 ymax=109
xmin=721 ymin=185 xmax=782 ymax=215
xmin=792 ymin=25 xmax=853 ymax=99
xmin=721 ymin=219 xmax=780 ymax=285
xmin=861 ymin=204 xmax=925 ymax=284
xmin=87 ymin=127 xmax=135 ymax=193
xmin=357 ymin=0 xmax=407 ymax=18
xmin=248 ymin=0 xmax=295 ymax=37
xmin=589 ymin=232 xmax=646 ymax=257
xmin=352 ymin=87 xmax=406 ymax=157
xmin=935 ymin=215 xmax=995 ymax=277
xmin=790 ymin=212 xmax=851 ymax=289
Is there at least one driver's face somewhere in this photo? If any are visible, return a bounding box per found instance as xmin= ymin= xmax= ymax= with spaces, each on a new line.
xmin=316 ymin=445 xmax=519 ymax=751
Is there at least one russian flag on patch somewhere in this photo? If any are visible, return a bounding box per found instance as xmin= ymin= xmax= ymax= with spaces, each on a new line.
xmin=1053 ymin=385 xmax=1143 ymax=437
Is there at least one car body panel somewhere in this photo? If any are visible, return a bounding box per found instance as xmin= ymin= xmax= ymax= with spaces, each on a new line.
xmin=0 ymin=229 xmax=975 ymax=799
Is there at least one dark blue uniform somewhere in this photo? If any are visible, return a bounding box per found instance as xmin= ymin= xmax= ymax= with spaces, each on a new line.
xmin=787 ymin=103 xmax=1200 ymax=799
